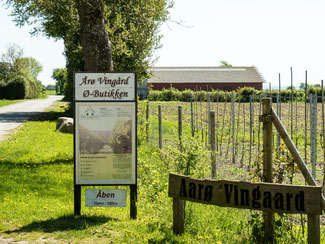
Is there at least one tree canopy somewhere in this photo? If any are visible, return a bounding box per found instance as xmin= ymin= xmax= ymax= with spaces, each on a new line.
xmin=0 ymin=43 xmax=43 ymax=99
xmin=7 ymin=0 xmax=173 ymax=102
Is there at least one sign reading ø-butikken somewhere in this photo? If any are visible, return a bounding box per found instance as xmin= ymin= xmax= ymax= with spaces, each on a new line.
xmin=168 ymin=173 xmax=322 ymax=215
xmin=74 ymin=73 xmax=136 ymax=101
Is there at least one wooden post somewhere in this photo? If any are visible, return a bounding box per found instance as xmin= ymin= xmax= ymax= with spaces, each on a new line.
xmin=305 ymin=71 xmax=308 ymax=163
xmin=178 ymin=106 xmax=182 ymax=142
xmin=249 ymin=94 xmax=252 ymax=169
xmin=209 ymin=111 xmax=216 ymax=178
xmin=74 ymin=185 xmax=81 ymax=215
xmin=232 ymin=92 xmax=235 ymax=164
xmin=146 ymin=101 xmax=149 ymax=142
xmin=291 ymin=67 xmax=293 ymax=139
xmin=130 ymin=184 xmax=137 ymax=219
xmin=308 ymin=215 xmax=320 ymax=244
xmin=262 ymin=98 xmax=274 ymax=242
xmin=158 ymin=105 xmax=162 ymax=149
xmin=173 ymin=198 xmax=184 ymax=234
xmin=322 ymin=80 xmax=325 ymax=189
xmin=310 ymin=94 xmax=317 ymax=179
xmin=191 ymin=94 xmax=194 ymax=137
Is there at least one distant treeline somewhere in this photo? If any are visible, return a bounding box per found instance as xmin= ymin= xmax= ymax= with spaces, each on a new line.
xmin=147 ymin=87 xmax=324 ymax=103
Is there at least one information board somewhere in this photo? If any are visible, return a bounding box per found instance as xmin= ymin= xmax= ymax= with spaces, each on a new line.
xmin=75 ymin=102 xmax=136 ymax=184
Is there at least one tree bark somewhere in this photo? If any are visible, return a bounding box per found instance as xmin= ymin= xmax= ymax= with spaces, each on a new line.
xmin=75 ymin=0 xmax=114 ymax=72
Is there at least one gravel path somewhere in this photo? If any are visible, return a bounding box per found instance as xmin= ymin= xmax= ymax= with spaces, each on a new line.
xmin=0 ymin=95 xmax=63 ymax=140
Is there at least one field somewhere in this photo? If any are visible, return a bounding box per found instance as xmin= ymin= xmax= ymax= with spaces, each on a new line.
xmin=0 ymin=100 xmax=324 ymax=243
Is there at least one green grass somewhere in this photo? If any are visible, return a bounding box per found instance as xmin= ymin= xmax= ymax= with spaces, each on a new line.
xmin=45 ymin=90 xmax=57 ymax=95
xmin=0 ymin=99 xmax=23 ymax=108
xmin=0 ymin=101 xmax=323 ymax=243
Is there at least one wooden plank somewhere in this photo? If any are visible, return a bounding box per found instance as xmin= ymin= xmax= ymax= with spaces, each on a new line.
xmin=168 ymin=173 xmax=322 ymax=215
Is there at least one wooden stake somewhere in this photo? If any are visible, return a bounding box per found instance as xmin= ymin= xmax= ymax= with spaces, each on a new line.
xmin=210 ymin=111 xmax=216 ymax=177
xmin=158 ymin=105 xmax=162 ymax=149
xmin=262 ymin=98 xmax=274 ymax=242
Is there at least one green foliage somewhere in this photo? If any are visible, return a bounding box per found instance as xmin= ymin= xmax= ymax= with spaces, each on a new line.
xmin=0 ymin=43 xmax=42 ymax=99
xmin=52 ymin=68 xmax=67 ymax=95
xmin=6 ymin=0 xmax=172 ymax=102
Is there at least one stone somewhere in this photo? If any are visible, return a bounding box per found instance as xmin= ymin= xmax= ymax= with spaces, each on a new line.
xmin=56 ymin=117 xmax=74 ymax=133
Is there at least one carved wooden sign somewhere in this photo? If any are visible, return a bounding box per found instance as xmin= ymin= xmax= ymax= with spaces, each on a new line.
xmin=168 ymin=173 xmax=322 ymax=215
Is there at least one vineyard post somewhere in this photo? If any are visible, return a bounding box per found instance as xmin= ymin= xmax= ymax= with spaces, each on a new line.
xmin=146 ymin=100 xmax=149 ymax=142
xmin=276 ymin=94 xmax=280 ymax=148
xmin=158 ymin=105 xmax=162 ymax=149
xmin=305 ymin=71 xmax=308 ymax=164
xmin=208 ymin=93 xmax=211 ymax=144
xmin=291 ymin=67 xmax=293 ymax=139
xmin=322 ymin=80 xmax=325 ymax=187
xmin=279 ymin=73 xmax=281 ymax=119
xmin=261 ymin=98 xmax=274 ymax=242
xmin=191 ymin=94 xmax=194 ymax=137
xmin=178 ymin=106 xmax=183 ymax=142
xmin=310 ymin=94 xmax=317 ymax=179
xmin=209 ymin=111 xmax=216 ymax=178
xmin=232 ymin=92 xmax=235 ymax=164
xmin=216 ymin=92 xmax=219 ymax=151
xmin=249 ymin=94 xmax=252 ymax=169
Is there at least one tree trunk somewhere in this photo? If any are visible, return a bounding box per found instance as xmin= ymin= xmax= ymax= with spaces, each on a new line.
xmin=75 ymin=0 xmax=114 ymax=72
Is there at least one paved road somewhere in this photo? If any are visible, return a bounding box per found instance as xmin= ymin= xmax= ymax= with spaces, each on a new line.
xmin=0 ymin=95 xmax=64 ymax=140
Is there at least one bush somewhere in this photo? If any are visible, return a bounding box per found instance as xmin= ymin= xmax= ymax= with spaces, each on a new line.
xmin=1 ymin=76 xmax=39 ymax=100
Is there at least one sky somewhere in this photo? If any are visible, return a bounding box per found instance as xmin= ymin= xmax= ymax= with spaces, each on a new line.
xmin=1 ymin=0 xmax=325 ymax=88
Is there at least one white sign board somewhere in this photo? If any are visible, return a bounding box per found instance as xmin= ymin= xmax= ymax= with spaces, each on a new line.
xmin=75 ymin=102 xmax=136 ymax=185
xmin=85 ymin=189 xmax=127 ymax=207
xmin=74 ymin=72 xmax=136 ymax=101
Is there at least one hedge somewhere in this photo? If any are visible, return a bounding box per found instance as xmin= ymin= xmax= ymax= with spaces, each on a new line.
xmin=0 ymin=76 xmax=39 ymax=100
xmin=147 ymin=87 xmax=314 ymax=103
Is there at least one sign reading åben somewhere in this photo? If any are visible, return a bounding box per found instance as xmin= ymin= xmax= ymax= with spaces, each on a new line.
xmin=168 ymin=173 xmax=322 ymax=215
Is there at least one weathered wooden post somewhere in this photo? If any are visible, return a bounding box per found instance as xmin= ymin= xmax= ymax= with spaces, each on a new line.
xmin=249 ymin=94 xmax=252 ymax=169
xmin=209 ymin=111 xmax=216 ymax=178
xmin=261 ymin=98 xmax=274 ymax=242
xmin=310 ymin=94 xmax=317 ymax=179
xmin=191 ymin=94 xmax=194 ymax=137
xmin=146 ymin=100 xmax=149 ymax=142
xmin=158 ymin=105 xmax=162 ymax=149
xmin=178 ymin=106 xmax=182 ymax=142
xmin=232 ymin=92 xmax=235 ymax=164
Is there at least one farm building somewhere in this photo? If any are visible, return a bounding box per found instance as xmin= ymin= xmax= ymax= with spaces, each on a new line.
xmin=147 ymin=66 xmax=265 ymax=91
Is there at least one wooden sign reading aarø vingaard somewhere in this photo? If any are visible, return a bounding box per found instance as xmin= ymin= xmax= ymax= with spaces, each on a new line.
xmin=168 ymin=173 xmax=322 ymax=215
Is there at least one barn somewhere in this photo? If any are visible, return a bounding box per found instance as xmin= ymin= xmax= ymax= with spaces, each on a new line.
xmin=147 ymin=66 xmax=265 ymax=91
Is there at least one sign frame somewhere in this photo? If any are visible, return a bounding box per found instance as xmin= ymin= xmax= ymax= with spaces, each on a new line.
xmin=73 ymin=72 xmax=137 ymax=218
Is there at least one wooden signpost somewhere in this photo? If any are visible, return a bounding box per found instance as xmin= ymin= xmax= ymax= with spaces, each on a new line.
xmin=169 ymin=173 xmax=322 ymax=237
xmin=169 ymin=98 xmax=323 ymax=243
xmin=73 ymin=72 xmax=137 ymax=219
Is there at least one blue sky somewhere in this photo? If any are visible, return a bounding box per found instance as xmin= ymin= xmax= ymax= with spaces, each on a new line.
xmin=1 ymin=0 xmax=325 ymax=88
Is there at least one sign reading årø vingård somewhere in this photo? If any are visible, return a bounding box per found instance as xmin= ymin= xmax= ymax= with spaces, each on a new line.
xmin=74 ymin=73 xmax=135 ymax=101
xmin=168 ymin=173 xmax=322 ymax=215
